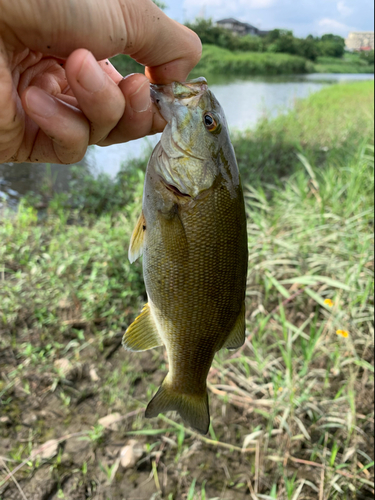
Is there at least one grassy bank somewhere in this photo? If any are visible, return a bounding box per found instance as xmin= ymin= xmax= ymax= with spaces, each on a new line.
xmin=186 ymin=44 xmax=309 ymax=76
xmin=0 ymin=82 xmax=374 ymax=499
xmin=234 ymin=80 xmax=374 ymax=184
xmin=314 ymin=53 xmax=374 ymax=74
xmin=111 ymin=47 xmax=374 ymax=78
xmin=111 ymin=45 xmax=311 ymax=78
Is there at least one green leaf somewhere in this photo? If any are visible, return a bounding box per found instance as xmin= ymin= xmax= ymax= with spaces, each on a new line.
xmin=304 ymin=288 xmax=327 ymax=308
xmin=266 ymin=272 xmax=291 ymax=298
xmin=125 ymin=428 xmax=176 ymax=436
xmin=187 ymin=479 xmax=197 ymax=500
xmin=281 ymin=275 xmax=351 ymax=291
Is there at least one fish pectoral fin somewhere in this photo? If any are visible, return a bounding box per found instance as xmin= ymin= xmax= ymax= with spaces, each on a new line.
xmin=222 ymin=302 xmax=246 ymax=351
xmin=145 ymin=376 xmax=210 ymax=435
xmin=128 ymin=212 xmax=146 ymax=263
xmin=122 ymin=304 xmax=163 ymax=352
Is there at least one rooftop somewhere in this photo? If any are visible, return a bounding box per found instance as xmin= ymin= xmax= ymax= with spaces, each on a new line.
xmin=217 ymin=18 xmax=258 ymax=30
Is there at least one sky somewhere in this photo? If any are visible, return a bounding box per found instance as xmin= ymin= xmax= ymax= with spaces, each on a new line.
xmin=163 ymin=0 xmax=374 ymax=38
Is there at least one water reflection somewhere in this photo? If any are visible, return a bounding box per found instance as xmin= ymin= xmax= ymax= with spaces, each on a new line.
xmin=1 ymin=72 xmax=373 ymax=202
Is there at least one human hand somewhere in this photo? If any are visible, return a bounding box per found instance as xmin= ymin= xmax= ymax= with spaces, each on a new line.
xmin=0 ymin=0 xmax=201 ymax=164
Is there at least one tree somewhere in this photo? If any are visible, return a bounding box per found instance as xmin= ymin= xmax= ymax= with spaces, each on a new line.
xmin=297 ymin=38 xmax=319 ymax=61
xmin=266 ymin=30 xmax=298 ymax=56
xmin=185 ymin=18 xmax=239 ymax=51
xmin=317 ymin=34 xmax=346 ymax=58
xmin=153 ymin=0 xmax=167 ymax=9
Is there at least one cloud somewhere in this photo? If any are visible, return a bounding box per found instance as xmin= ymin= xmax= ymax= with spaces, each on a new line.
xmin=239 ymin=0 xmax=276 ymax=8
xmin=317 ymin=18 xmax=354 ymax=36
xmin=337 ymin=1 xmax=353 ymax=17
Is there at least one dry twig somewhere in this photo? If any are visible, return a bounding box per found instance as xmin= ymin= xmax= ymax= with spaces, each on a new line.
xmin=0 ymin=457 xmax=28 ymax=500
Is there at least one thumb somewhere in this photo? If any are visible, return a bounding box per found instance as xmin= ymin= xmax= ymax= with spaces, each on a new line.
xmin=123 ymin=2 xmax=202 ymax=83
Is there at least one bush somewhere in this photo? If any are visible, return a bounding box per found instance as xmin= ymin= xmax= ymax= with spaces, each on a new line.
xmin=360 ymin=50 xmax=375 ymax=65
xmin=192 ymin=45 xmax=309 ymax=76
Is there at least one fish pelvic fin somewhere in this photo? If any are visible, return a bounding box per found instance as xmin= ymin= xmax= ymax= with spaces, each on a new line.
xmin=129 ymin=212 xmax=146 ymax=263
xmin=145 ymin=376 xmax=210 ymax=435
xmin=222 ymin=302 xmax=246 ymax=351
xmin=122 ymin=304 xmax=163 ymax=352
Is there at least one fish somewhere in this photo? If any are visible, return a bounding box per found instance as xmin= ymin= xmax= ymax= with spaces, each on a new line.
xmin=122 ymin=77 xmax=248 ymax=435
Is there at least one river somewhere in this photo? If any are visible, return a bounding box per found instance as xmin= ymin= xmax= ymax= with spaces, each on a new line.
xmin=0 ymin=73 xmax=373 ymax=206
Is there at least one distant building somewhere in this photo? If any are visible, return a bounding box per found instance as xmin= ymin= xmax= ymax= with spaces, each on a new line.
xmin=216 ymin=18 xmax=269 ymax=37
xmin=346 ymin=32 xmax=374 ymax=51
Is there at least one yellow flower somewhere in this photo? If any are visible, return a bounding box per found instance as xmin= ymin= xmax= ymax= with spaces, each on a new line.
xmin=336 ymin=330 xmax=349 ymax=338
xmin=324 ymin=299 xmax=334 ymax=307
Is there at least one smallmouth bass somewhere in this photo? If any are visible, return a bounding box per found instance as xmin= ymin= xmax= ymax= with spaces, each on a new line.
xmin=123 ymin=78 xmax=248 ymax=434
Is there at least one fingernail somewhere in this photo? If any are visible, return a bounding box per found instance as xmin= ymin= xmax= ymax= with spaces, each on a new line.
xmin=25 ymin=87 xmax=58 ymax=118
xmin=129 ymin=79 xmax=151 ymax=113
xmin=77 ymin=51 xmax=105 ymax=93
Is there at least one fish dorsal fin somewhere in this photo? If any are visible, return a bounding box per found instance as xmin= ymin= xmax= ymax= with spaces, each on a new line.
xmin=128 ymin=212 xmax=146 ymax=263
xmin=222 ymin=302 xmax=246 ymax=351
xmin=122 ymin=304 xmax=163 ymax=352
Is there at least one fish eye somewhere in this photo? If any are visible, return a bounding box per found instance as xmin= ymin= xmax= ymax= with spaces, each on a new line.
xmin=204 ymin=113 xmax=219 ymax=132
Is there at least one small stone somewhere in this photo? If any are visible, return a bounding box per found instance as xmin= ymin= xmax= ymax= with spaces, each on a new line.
xmin=31 ymin=439 xmax=59 ymax=460
xmin=54 ymin=358 xmax=73 ymax=376
xmin=98 ymin=412 xmax=122 ymax=431
xmin=0 ymin=416 xmax=10 ymax=425
xmin=120 ymin=440 xmax=144 ymax=469
xmin=23 ymin=414 xmax=37 ymax=426
xmin=89 ymin=368 xmax=100 ymax=382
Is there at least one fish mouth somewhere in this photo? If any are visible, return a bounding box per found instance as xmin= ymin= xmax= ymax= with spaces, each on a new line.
xmin=151 ymin=77 xmax=208 ymax=117
xmin=161 ymin=179 xmax=191 ymax=198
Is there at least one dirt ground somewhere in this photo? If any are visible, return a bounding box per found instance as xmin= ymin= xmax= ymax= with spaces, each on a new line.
xmin=0 ymin=317 xmax=374 ymax=500
xmin=0 ymin=326 xmax=257 ymax=500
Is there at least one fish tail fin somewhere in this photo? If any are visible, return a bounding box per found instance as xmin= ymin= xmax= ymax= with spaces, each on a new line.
xmin=145 ymin=376 xmax=210 ymax=435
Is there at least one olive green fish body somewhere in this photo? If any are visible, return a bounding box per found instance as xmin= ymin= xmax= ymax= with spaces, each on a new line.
xmin=123 ymin=79 xmax=248 ymax=434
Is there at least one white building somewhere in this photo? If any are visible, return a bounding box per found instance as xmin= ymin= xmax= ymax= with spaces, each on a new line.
xmin=346 ymin=32 xmax=374 ymax=51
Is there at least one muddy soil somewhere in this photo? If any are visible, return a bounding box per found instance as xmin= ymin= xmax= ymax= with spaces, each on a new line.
xmin=0 ymin=321 xmax=374 ymax=500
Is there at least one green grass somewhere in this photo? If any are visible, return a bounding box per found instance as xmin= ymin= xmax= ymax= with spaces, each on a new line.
xmin=313 ymin=53 xmax=374 ymax=74
xmin=110 ymin=46 xmax=374 ymax=79
xmin=0 ymin=82 xmax=374 ymax=499
xmin=234 ymin=81 xmax=374 ymax=185
xmin=111 ymin=45 xmax=311 ymax=78
xmin=191 ymin=44 xmax=311 ymax=76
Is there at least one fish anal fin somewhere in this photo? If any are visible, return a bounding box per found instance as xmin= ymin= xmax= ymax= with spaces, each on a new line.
xmin=122 ymin=304 xmax=163 ymax=352
xmin=145 ymin=376 xmax=210 ymax=435
xmin=129 ymin=212 xmax=146 ymax=263
xmin=222 ymin=302 xmax=246 ymax=351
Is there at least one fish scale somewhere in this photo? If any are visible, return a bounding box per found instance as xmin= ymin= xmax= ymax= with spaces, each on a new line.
xmin=123 ymin=78 xmax=248 ymax=434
